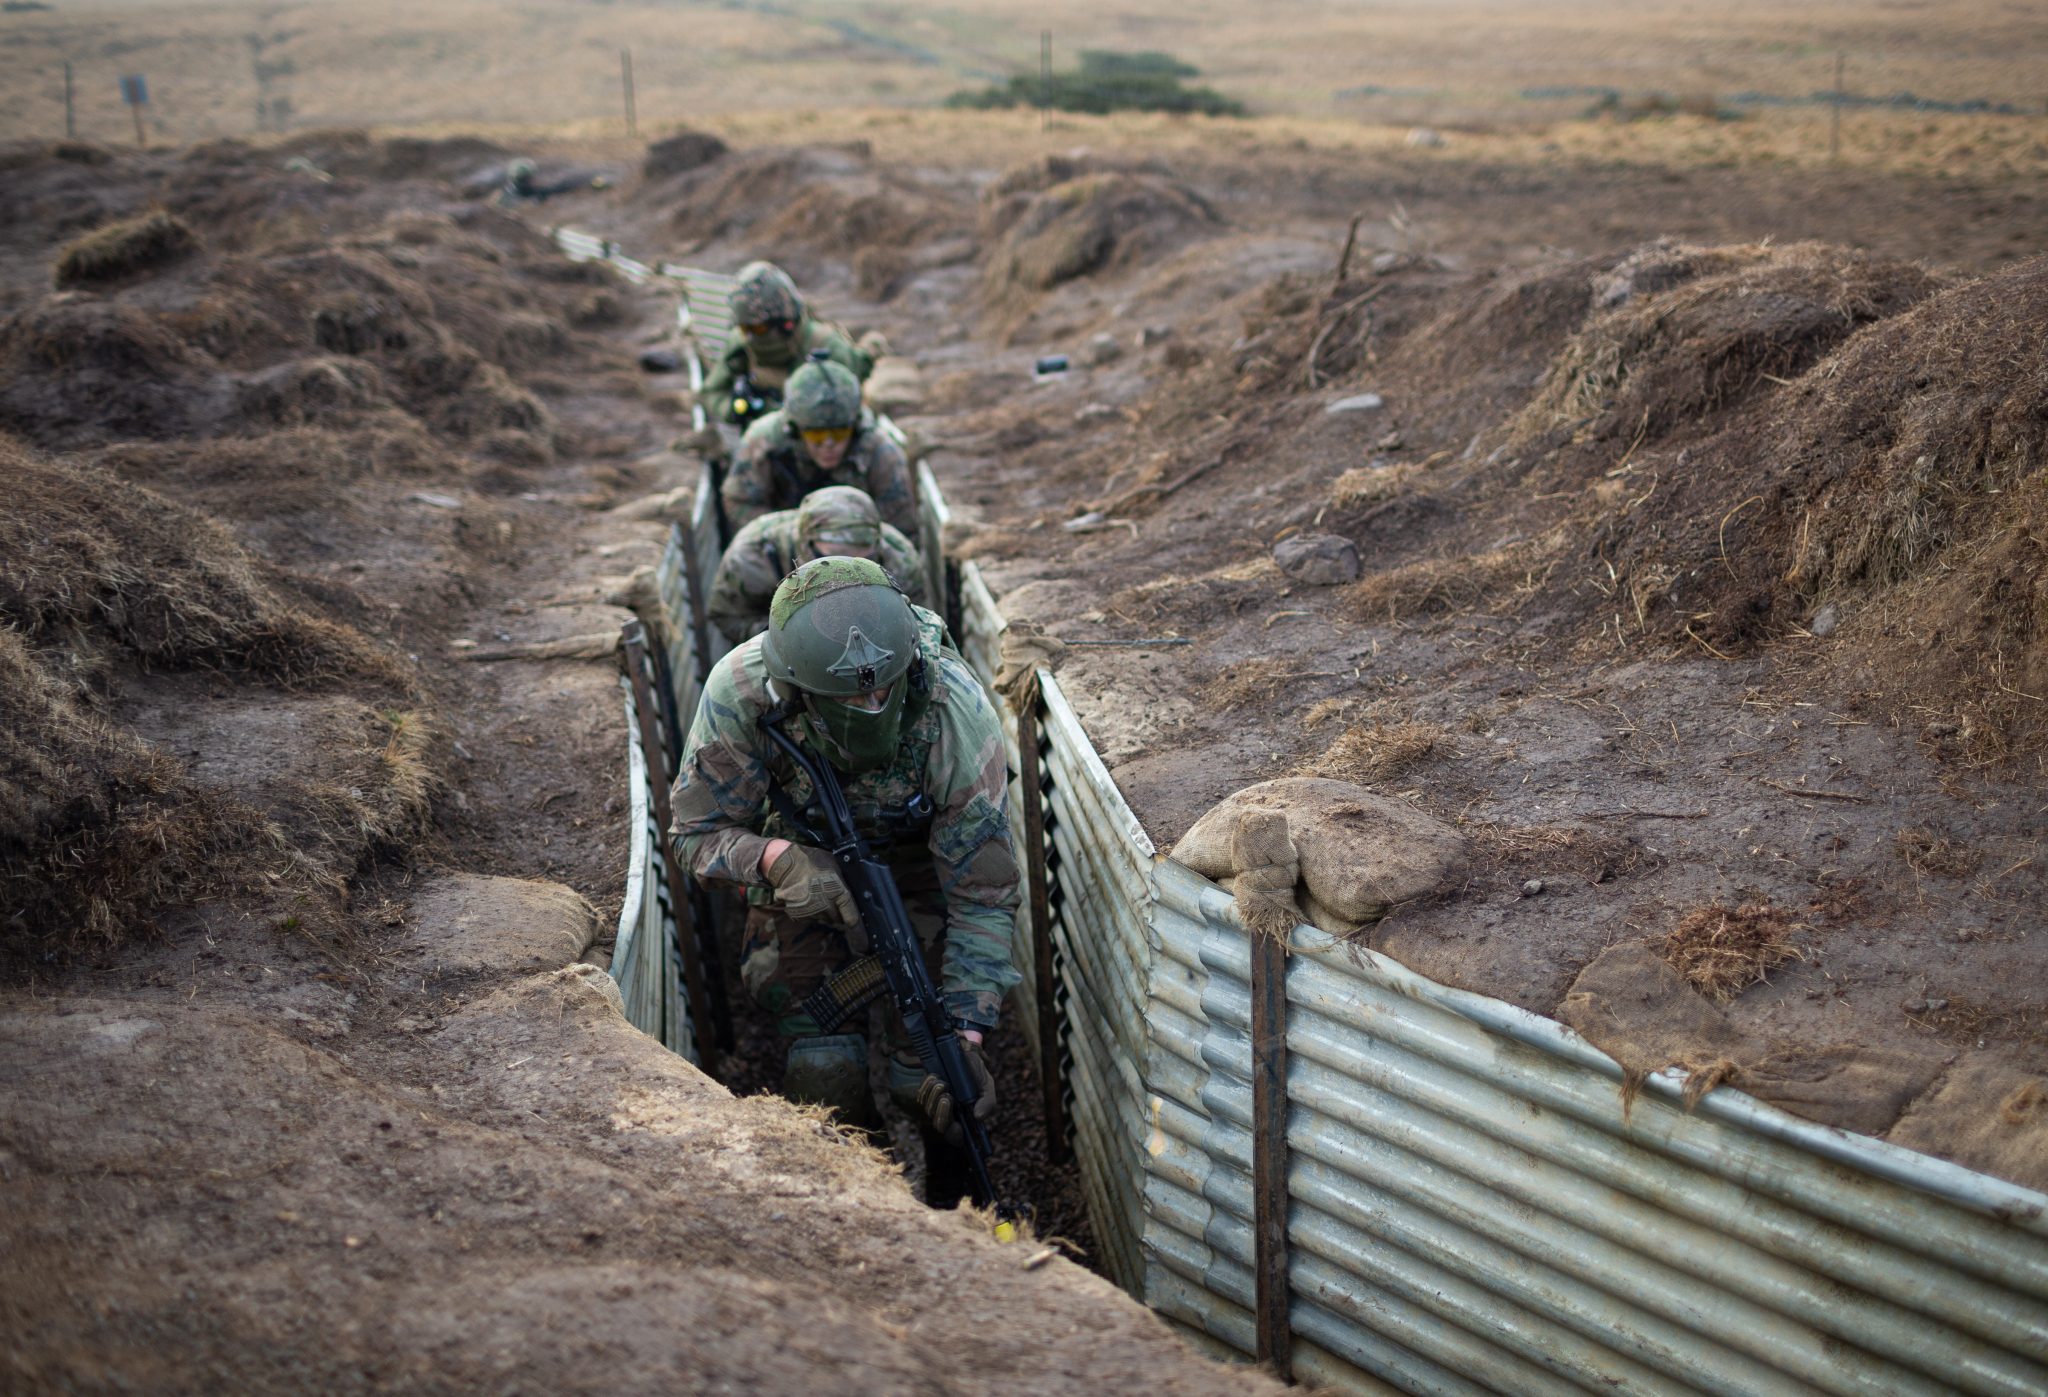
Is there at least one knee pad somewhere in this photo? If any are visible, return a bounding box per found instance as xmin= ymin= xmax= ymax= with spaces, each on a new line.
xmin=783 ymin=1033 xmax=876 ymax=1128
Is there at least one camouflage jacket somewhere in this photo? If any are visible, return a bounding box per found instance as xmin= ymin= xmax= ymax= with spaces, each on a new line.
xmin=721 ymin=412 xmax=918 ymax=539
xmin=670 ymin=607 xmax=1022 ymax=1030
xmin=706 ymin=512 xmax=927 ymax=647
xmin=701 ymin=315 xmax=873 ymax=426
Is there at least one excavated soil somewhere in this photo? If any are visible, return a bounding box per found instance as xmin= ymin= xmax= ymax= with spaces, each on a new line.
xmin=0 ymin=137 xmax=1273 ymax=1393
xmin=556 ymin=121 xmax=2048 ymax=1192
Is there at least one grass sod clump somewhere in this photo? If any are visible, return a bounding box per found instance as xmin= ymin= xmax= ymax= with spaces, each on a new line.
xmin=947 ymin=50 xmax=1246 ymax=118
xmin=54 ymin=211 xmax=201 ymax=289
xmin=0 ymin=626 xmax=264 ymax=958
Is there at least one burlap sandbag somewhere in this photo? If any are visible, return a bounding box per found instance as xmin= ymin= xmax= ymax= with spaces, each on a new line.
xmin=1560 ymin=942 xmax=1946 ymax=1135
xmin=1170 ymin=777 xmax=1467 ymax=935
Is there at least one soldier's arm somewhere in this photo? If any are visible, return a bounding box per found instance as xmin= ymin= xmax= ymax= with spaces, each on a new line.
xmin=670 ymin=660 xmax=778 ymax=888
xmin=863 ymin=437 xmax=919 ymax=539
xmin=720 ymin=429 xmax=777 ymax=535
xmin=705 ymin=521 xmax=781 ymax=646
xmin=922 ymin=658 xmax=1025 ymax=1031
xmin=881 ymin=527 xmax=928 ymax=608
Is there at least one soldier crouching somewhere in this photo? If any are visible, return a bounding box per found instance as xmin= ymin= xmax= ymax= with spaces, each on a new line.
xmin=668 ymin=557 xmax=1020 ymax=1201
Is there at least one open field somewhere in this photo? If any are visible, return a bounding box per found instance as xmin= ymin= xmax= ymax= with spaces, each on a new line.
xmin=4 ymin=0 xmax=2047 ymax=178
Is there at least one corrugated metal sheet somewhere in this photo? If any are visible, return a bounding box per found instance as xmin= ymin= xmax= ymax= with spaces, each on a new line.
xmin=610 ymin=677 xmax=694 ymax=1062
xmin=1146 ymin=861 xmax=2048 ymax=1394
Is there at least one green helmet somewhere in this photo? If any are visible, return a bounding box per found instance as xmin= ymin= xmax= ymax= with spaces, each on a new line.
xmin=730 ymin=260 xmax=804 ymax=332
xmin=796 ymin=486 xmax=883 ymax=560
xmin=783 ymin=359 xmax=862 ymax=432
xmin=764 ymin=557 xmax=922 ymax=771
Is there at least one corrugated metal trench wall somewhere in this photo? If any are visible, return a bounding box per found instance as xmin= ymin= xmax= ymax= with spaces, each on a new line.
xmin=579 ymin=233 xmax=2048 ymax=1394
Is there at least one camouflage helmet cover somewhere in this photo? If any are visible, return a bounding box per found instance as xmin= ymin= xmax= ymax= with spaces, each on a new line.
xmin=795 ymin=486 xmax=883 ymax=557
xmin=782 ymin=359 xmax=863 ymax=432
xmin=763 ymin=556 xmax=916 ymax=698
xmin=730 ymin=260 xmax=804 ymax=328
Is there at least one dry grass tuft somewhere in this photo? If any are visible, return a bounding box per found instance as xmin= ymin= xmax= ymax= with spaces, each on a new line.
xmin=1661 ymin=900 xmax=1806 ymax=1001
xmin=1896 ymin=827 xmax=1983 ymax=878
xmin=54 ymin=211 xmax=201 ymax=288
xmin=1346 ymin=531 xmax=1563 ymax=622
xmin=1296 ymin=720 xmax=1448 ymax=786
xmin=1330 ymin=462 xmax=1421 ymax=510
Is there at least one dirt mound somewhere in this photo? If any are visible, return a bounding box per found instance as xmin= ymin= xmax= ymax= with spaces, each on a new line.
xmin=642 ymin=129 xmax=728 ymax=179
xmin=982 ymin=170 xmax=1220 ymax=296
xmin=664 ymin=146 xmax=967 ymax=283
xmin=0 ymin=437 xmax=417 ymax=957
xmin=271 ymin=131 xmax=512 ymax=184
xmin=1 ymin=201 xmax=592 ymax=465
xmin=94 ymin=423 xmax=443 ymax=518
xmin=0 ymin=629 xmax=256 ymax=957
xmin=1558 ymin=255 xmax=2048 ymax=744
xmin=0 ymin=295 xmax=228 ymax=446
xmin=53 ymin=210 xmax=200 ymax=289
xmin=1508 ymin=241 xmax=1941 ymax=460
xmin=0 ymin=439 xmax=404 ymax=686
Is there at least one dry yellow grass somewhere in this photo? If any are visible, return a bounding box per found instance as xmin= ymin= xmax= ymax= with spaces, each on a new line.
xmin=1295 ymin=720 xmax=1449 ymax=787
xmin=3 ymin=1 xmax=2042 ymax=187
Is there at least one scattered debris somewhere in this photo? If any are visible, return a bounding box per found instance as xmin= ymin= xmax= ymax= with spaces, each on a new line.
xmin=1325 ymin=392 xmax=1385 ymax=415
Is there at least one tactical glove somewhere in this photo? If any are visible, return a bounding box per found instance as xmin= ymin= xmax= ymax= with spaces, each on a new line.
xmin=765 ymin=844 xmax=857 ymax=928
xmin=915 ymin=1040 xmax=996 ymax=1145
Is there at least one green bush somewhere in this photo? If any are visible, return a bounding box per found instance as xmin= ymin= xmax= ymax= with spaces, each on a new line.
xmin=946 ymin=50 xmax=1245 ymax=117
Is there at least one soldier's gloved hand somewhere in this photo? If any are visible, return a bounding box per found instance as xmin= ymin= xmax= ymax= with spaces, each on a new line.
xmin=765 ymin=844 xmax=857 ymax=927
xmin=916 ymin=1039 xmax=996 ymax=1146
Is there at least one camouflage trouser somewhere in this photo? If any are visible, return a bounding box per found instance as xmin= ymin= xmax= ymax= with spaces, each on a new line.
xmin=740 ymin=859 xmax=947 ymax=1126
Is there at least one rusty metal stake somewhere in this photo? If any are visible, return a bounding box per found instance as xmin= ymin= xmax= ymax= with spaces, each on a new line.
xmin=1250 ymin=926 xmax=1294 ymax=1382
xmin=1017 ymin=670 xmax=1068 ymax=1166
xmin=623 ymin=620 xmax=720 ymax=1075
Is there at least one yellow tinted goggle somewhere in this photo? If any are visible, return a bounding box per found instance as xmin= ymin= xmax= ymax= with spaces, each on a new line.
xmin=739 ymin=319 xmax=795 ymax=338
xmin=800 ymin=426 xmax=854 ymax=448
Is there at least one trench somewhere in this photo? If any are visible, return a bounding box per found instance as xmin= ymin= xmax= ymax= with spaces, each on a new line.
xmin=579 ymin=233 xmax=2048 ymax=1396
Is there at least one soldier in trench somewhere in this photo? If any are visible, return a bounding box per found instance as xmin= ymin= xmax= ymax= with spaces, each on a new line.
xmin=720 ymin=356 xmax=919 ymax=540
xmin=705 ymin=486 xmax=927 ymax=648
xmin=700 ymin=260 xmax=876 ymax=428
xmin=669 ymin=557 xmax=1020 ymax=1204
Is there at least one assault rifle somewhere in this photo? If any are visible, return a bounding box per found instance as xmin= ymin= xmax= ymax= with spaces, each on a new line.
xmin=757 ymin=700 xmax=1013 ymax=1225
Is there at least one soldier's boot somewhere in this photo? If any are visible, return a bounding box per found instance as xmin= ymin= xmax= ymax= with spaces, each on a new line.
xmin=784 ymin=1033 xmax=879 ymax=1138
xmin=889 ymin=1050 xmax=971 ymax=1210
